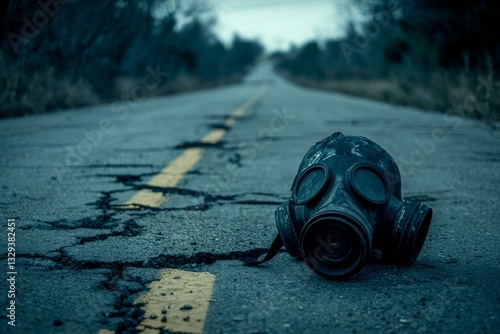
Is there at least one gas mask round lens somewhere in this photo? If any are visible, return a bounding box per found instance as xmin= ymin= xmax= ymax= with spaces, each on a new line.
xmin=349 ymin=164 xmax=390 ymax=204
xmin=293 ymin=164 xmax=331 ymax=205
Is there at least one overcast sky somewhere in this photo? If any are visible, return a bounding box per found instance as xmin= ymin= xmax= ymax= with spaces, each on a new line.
xmin=213 ymin=0 xmax=356 ymax=52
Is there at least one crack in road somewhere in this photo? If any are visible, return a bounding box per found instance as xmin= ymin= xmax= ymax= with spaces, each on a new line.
xmin=2 ymin=246 xmax=276 ymax=332
xmin=4 ymin=183 xmax=283 ymax=266
xmin=113 ymin=134 xmax=317 ymax=153
xmin=18 ymin=188 xmax=286 ymax=233
xmin=208 ymin=123 xmax=231 ymax=131
xmin=79 ymin=171 xmax=205 ymax=182
xmin=114 ymin=140 xmax=228 ymax=153
xmin=174 ymin=140 xmax=226 ymax=150
xmin=124 ymin=185 xmax=286 ymax=211
xmin=0 ymin=231 xmax=273 ymax=333
xmin=1 ymin=247 xmax=273 ymax=270
xmin=99 ymin=265 xmax=147 ymax=333
xmin=227 ymin=152 xmax=243 ymax=167
xmin=76 ymin=219 xmax=144 ymax=245
xmin=3 ymin=159 xmax=286 ymax=332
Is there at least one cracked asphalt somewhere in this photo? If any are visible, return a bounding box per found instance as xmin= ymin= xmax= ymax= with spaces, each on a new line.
xmin=1 ymin=62 xmax=499 ymax=334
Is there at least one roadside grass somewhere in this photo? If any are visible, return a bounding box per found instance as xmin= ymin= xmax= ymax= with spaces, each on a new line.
xmin=0 ymin=55 xmax=251 ymax=119
xmin=277 ymin=69 xmax=500 ymax=122
xmin=0 ymin=55 xmax=101 ymax=118
xmin=114 ymin=74 xmax=242 ymax=98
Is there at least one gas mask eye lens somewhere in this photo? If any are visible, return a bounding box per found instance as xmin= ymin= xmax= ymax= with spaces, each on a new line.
xmin=293 ymin=164 xmax=331 ymax=205
xmin=349 ymin=165 xmax=390 ymax=204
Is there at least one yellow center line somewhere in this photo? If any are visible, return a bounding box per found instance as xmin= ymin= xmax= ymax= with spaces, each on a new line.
xmin=134 ymin=269 xmax=216 ymax=334
xmin=97 ymin=85 xmax=267 ymax=334
xmin=124 ymin=84 xmax=267 ymax=209
xmin=125 ymin=148 xmax=204 ymax=208
xmin=97 ymin=269 xmax=215 ymax=334
xmin=200 ymin=129 xmax=226 ymax=144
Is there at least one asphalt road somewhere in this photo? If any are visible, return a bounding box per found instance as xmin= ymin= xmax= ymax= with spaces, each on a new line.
xmin=1 ymin=62 xmax=499 ymax=334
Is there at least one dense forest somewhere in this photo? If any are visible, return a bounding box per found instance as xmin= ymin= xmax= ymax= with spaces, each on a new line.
xmin=0 ymin=0 xmax=262 ymax=117
xmin=276 ymin=0 xmax=500 ymax=120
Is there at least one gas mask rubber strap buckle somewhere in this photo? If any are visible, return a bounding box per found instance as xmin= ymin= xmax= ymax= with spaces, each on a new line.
xmin=243 ymin=233 xmax=283 ymax=266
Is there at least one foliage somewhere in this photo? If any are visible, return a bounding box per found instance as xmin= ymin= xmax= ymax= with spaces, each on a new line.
xmin=0 ymin=0 xmax=262 ymax=117
xmin=276 ymin=0 xmax=500 ymax=120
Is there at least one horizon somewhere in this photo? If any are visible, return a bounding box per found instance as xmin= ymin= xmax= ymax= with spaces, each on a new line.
xmin=213 ymin=0 xmax=358 ymax=52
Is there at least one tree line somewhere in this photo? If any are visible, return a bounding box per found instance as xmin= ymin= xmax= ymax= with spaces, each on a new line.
xmin=0 ymin=0 xmax=262 ymax=117
xmin=275 ymin=0 xmax=499 ymax=120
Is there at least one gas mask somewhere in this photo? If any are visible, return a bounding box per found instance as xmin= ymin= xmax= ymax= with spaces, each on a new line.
xmin=245 ymin=132 xmax=433 ymax=279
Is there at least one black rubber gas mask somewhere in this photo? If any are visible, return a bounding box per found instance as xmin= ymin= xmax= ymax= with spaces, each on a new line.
xmin=245 ymin=132 xmax=433 ymax=279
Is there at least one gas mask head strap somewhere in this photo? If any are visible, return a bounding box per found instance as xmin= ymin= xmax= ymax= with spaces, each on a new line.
xmin=243 ymin=234 xmax=283 ymax=266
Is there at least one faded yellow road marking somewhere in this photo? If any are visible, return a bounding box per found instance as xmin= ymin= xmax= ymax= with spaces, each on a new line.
xmin=125 ymin=148 xmax=203 ymax=208
xmin=124 ymin=84 xmax=267 ymax=209
xmin=201 ymin=129 xmax=226 ymax=144
xmin=99 ymin=85 xmax=267 ymax=333
xmin=224 ymin=87 xmax=263 ymax=127
xmin=135 ymin=269 xmax=216 ymax=334
xmin=98 ymin=330 xmax=115 ymax=334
